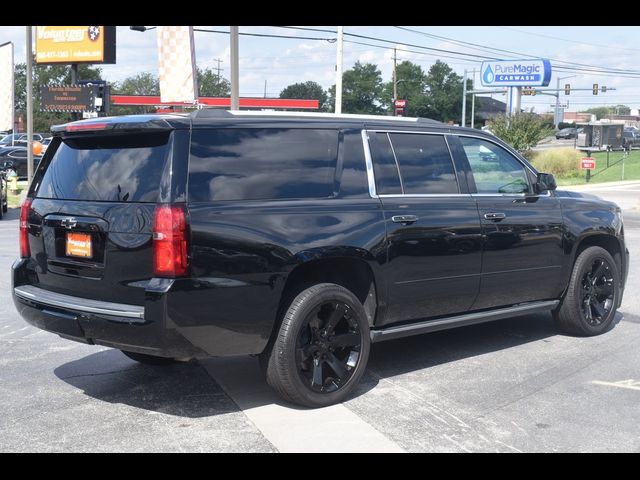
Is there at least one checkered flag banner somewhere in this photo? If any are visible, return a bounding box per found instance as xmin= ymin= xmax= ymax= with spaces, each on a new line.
xmin=0 ymin=42 xmax=14 ymax=132
xmin=157 ymin=26 xmax=198 ymax=104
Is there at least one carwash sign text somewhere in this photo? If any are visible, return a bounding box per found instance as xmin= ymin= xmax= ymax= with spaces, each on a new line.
xmin=480 ymin=59 xmax=552 ymax=87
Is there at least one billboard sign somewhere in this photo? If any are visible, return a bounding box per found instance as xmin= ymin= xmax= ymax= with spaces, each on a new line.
xmin=480 ymin=59 xmax=552 ymax=87
xmin=36 ymin=26 xmax=116 ymax=64
xmin=40 ymin=85 xmax=95 ymax=112
xmin=0 ymin=42 xmax=13 ymax=132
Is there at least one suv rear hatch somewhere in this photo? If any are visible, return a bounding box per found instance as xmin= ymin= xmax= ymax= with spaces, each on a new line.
xmin=24 ymin=117 xmax=187 ymax=306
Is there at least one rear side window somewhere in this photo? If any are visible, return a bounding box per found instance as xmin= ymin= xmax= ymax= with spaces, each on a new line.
xmin=188 ymin=128 xmax=338 ymax=202
xmin=388 ymin=133 xmax=458 ymax=194
xmin=35 ymin=132 xmax=170 ymax=202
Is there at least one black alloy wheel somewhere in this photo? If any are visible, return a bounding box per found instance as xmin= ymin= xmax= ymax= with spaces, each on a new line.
xmin=581 ymin=258 xmax=615 ymax=326
xmin=554 ymin=246 xmax=620 ymax=336
xmin=295 ymin=301 xmax=362 ymax=393
xmin=261 ymin=283 xmax=371 ymax=408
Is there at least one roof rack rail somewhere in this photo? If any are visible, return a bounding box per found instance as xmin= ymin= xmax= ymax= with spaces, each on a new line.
xmin=191 ymin=109 xmax=235 ymax=119
xmin=190 ymin=109 xmax=443 ymax=124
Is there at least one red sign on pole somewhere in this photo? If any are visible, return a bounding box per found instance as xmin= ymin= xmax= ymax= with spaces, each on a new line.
xmin=394 ymin=99 xmax=407 ymax=116
xmin=581 ymin=157 xmax=596 ymax=170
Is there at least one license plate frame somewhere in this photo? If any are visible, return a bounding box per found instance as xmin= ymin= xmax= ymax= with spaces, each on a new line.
xmin=65 ymin=232 xmax=93 ymax=259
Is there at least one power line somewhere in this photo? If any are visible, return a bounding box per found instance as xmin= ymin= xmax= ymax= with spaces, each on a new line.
xmin=192 ymin=28 xmax=335 ymax=42
xmin=395 ymin=26 xmax=640 ymax=76
xmin=496 ymin=26 xmax=640 ymax=53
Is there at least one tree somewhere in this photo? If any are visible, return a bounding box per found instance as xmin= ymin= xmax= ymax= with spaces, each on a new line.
xmin=585 ymin=105 xmax=631 ymax=119
xmin=280 ymin=81 xmax=328 ymax=111
xmin=422 ymin=60 xmax=468 ymax=123
xmin=14 ymin=59 xmax=103 ymax=132
xmin=197 ymin=67 xmax=231 ymax=97
xmin=112 ymin=72 xmax=160 ymax=114
xmin=327 ymin=62 xmax=384 ymax=114
xmin=489 ymin=112 xmax=553 ymax=152
xmin=381 ymin=61 xmax=429 ymax=117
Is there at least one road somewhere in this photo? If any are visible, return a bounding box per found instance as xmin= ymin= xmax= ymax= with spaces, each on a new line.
xmin=1 ymin=184 xmax=639 ymax=452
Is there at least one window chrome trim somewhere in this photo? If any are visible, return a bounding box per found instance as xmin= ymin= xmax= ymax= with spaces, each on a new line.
xmin=360 ymin=129 xmax=378 ymax=198
xmin=379 ymin=193 xmax=473 ymax=198
xmin=14 ymin=285 xmax=145 ymax=321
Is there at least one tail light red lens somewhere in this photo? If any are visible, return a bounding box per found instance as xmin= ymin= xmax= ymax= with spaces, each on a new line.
xmin=20 ymin=198 xmax=33 ymax=258
xmin=153 ymin=204 xmax=189 ymax=277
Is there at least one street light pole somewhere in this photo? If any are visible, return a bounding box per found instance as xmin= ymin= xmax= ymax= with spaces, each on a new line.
xmin=470 ymin=69 xmax=475 ymax=128
xmin=555 ymin=74 xmax=576 ymax=129
xmin=230 ymin=26 xmax=239 ymax=110
xmin=26 ymin=26 xmax=33 ymax=183
xmin=461 ymin=69 xmax=467 ymax=127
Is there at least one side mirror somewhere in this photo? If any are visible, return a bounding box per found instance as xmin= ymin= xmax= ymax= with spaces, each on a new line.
xmin=536 ymin=173 xmax=557 ymax=193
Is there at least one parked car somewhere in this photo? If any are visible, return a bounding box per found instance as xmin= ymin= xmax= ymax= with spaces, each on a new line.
xmin=622 ymin=130 xmax=639 ymax=149
xmin=0 ymin=133 xmax=46 ymax=147
xmin=0 ymin=169 xmax=7 ymax=219
xmin=0 ymin=146 xmax=42 ymax=179
xmin=41 ymin=137 xmax=53 ymax=154
xmin=556 ymin=127 xmax=578 ymax=139
xmin=12 ymin=112 xmax=629 ymax=407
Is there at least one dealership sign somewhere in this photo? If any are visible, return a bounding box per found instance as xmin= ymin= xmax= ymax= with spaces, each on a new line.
xmin=480 ymin=59 xmax=552 ymax=87
xmin=36 ymin=26 xmax=116 ymax=64
xmin=40 ymin=85 xmax=95 ymax=112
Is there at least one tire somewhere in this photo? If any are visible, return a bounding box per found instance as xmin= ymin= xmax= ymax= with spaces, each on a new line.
xmin=261 ymin=283 xmax=371 ymax=408
xmin=120 ymin=350 xmax=177 ymax=366
xmin=554 ymin=246 xmax=620 ymax=336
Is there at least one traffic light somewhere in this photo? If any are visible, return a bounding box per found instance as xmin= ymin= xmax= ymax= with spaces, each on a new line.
xmin=602 ymin=86 xmax=607 ymax=93
xmin=565 ymin=84 xmax=571 ymax=95
xmin=593 ymin=83 xmax=599 ymax=95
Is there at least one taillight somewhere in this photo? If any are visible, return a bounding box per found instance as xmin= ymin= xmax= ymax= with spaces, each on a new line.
xmin=153 ymin=204 xmax=189 ymax=277
xmin=20 ymin=198 xmax=32 ymax=258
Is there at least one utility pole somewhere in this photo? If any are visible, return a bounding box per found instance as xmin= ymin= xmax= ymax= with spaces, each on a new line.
xmin=335 ymin=26 xmax=344 ymax=114
xmin=26 ymin=26 xmax=33 ymax=182
xmin=264 ymin=79 xmax=267 ymax=99
xmin=70 ymin=63 xmax=79 ymax=120
xmin=213 ymin=58 xmax=223 ymax=80
xmin=230 ymin=26 xmax=239 ymax=110
xmin=462 ymin=69 xmax=467 ymax=127
xmin=392 ymin=47 xmax=397 ymax=114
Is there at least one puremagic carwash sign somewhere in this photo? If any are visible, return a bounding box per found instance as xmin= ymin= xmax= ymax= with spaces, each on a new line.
xmin=480 ymin=59 xmax=552 ymax=87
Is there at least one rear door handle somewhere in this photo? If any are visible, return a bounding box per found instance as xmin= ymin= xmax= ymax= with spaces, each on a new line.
xmin=484 ymin=212 xmax=507 ymax=221
xmin=392 ymin=215 xmax=419 ymax=224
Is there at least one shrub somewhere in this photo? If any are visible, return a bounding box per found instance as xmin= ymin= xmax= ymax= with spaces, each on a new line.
xmin=530 ymin=148 xmax=582 ymax=178
xmin=490 ymin=113 xmax=554 ymax=152
xmin=558 ymin=121 xmax=576 ymax=130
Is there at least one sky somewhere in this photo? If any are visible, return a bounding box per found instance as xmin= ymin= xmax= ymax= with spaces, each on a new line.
xmin=2 ymin=25 xmax=640 ymax=115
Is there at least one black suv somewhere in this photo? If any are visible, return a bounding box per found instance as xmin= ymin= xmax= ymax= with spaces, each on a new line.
xmin=13 ymin=111 xmax=629 ymax=407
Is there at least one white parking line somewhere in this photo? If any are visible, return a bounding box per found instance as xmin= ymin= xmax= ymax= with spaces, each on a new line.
xmin=202 ymin=356 xmax=405 ymax=453
xmin=590 ymin=379 xmax=640 ymax=391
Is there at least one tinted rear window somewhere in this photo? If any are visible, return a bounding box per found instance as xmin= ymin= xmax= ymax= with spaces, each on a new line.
xmin=188 ymin=128 xmax=339 ymax=202
xmin=388 ymin=133 xmax=458 ymax=194
xmin=35 ymin=132 xmax=170 ymax=202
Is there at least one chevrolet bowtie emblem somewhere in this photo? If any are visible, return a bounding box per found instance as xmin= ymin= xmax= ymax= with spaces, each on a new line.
xmin=61 ymin=217 xmax=77 ymax=229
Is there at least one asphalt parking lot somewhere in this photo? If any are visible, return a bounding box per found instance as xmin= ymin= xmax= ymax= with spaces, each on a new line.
xmin=1 ymin=183 xmax=639 ymax=452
